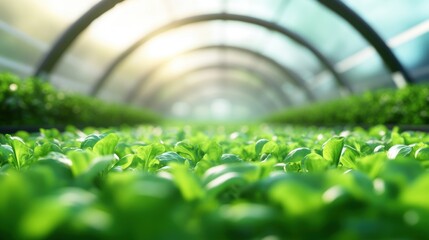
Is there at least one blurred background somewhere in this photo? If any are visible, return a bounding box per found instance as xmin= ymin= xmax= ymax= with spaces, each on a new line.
xmin=1 ymin=0 xmax=428 ymax=121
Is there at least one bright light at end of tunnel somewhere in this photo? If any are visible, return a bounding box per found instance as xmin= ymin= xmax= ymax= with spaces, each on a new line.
xmin=211 ymin=98 xmax=231 ymax=120
xmin=144 ymin=34 xmax=196 ymax=62
xmin=172 ymin=102 xmax=190 ymax=118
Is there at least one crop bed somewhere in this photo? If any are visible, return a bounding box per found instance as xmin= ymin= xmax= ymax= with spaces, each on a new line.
xmin=0 ymin=73 xmax=159 ymax=127
xmin=1 ymin=124 xmax=429 ymax=239
xmin=268 ymin=83 xmax=429 ymax=125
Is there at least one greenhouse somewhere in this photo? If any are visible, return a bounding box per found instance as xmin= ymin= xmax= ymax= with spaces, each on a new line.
xmin=1 ymin=0 xmax=429 ymax=239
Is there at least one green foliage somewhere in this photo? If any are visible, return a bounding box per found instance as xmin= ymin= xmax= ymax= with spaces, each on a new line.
xmin=322 ymin=136 xmax=344 ymax=167
xmin=267 ymin=84 xmax=429 ymax=125
xmin=0 ymin=73 xmax=160 ymax=127
xmin=0 ymin=124 xmax=429 ymax=239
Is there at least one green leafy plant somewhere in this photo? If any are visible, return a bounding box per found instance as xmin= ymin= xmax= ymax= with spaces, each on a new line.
xmin=267 ymin=84 xmax=429 ymax=125
xmin=0 ymin=124 xmax=428 ymax=239
xmin=0 ymin=73 xmax=160 ymax=127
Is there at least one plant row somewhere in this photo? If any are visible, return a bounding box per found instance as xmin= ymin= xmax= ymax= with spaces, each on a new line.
xmin=267 ymin=84 xmax=429 ymax=125
xmin=1 ymin=124 xmax=429 ymax=239
xmin=0 ymin=73 xmax=159 ymax=127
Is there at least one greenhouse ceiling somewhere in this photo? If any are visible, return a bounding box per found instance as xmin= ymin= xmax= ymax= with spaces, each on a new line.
xmin=1 ymin=0 xmax=429 ymax=120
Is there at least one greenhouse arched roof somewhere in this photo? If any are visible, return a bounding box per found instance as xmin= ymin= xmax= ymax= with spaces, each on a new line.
xmin=1 ymin=0 xmax=428 ymax=120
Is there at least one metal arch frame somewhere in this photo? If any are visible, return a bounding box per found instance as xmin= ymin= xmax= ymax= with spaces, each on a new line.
xmin=154 ymin=75 xmax=285 ymax=112
xmin=34 ymin=0 xmax=124 ymax=78
xmin=142 ymin=66 xmax=285 ymax=109
xmin=31 ymin=0 xmax=412 ymax=93
xmin=163 ymin=87 xmax=273 ymax=117
xmin=95 ymin=13 xmax=351 ymax=94
xmin=106 ymin=44 xmax=316 ymax=102
xmin=317 ymin=0 xmax=414 ymax=85
xmin=136 ymin=63 xmax=293 ymax=107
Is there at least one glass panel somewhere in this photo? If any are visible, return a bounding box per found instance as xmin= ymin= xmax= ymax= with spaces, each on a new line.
xmin=226 ymin=0 xmax=285 ymax=21
xmin=222 ymin=19 xmax=271 ymax=48
xmin=262 ymin=32 xmax=323 ymax=84
xmin=0 ymin=0 xmax=97 ymax=77
xmin=275 ymin=0 xmax=395 ymax=96
xmin=100 ymin=20 xmax=315 ymax=103
xmin=178 ymin=88 xmax=271 ymax=119
xmin=343 ymin=0 xmax=429 ymax=38
xmin=154 ymin=69 xmax=284 ymax=110
xmin=342 ymin=56 xmax=394 ymax=93
xmin=278 ymin=0 xmax=369 ymax=62
xmin=51 ymin=0 xmax=172 ymax=95
xmin=343 ymin=0 xmax=429 ymax=82
xmin=94 ymin=21 xmax=224 ymax=101
xmin=139 ymin=50 xmax=223 ymax=93
xmin=164 ymin=0 xmax=223 ymax=19
xmin=133 ymin=49 xmax=306 ymax=105
xmin=396 ymin=33 xmax=429 ymax=82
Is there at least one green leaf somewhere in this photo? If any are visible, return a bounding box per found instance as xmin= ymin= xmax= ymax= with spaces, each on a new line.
xmin=261 ymin=141 xmax=278 ymax=155
xmin=202 ymin=141 xmax=222 ymax=162
xmin=169 ymin=163 xmax=204 ymax=201
xmin=356 ymin=153 xmax=387 ymax=178
xmin=220 ymin=154 xmax=243 ymax=164
xmin=9 ymin=136 xmax=33 ymax=170
xmin=31 ymin=154 xmax=73 ymax=184
xmin=255 ymin=139 xmax=269 ymax=156
xmin=219 ymin=203 xmax=276 ymax=228
xmin=284 ymin=147 xmax=311 ymax=163
xmin=77 ymin=155 xmax=116 ymax=186
xmin=156 ymin=151 xmax=187 ymax=165
xmin=269 ymin=180 xmax=322 ymax=216
xmin=136 ymin=143 xmax=165 ymax=170
xmin=373 ymin=145 xmax=385 ymax=153
xmin=322 ymin=136 xmax=344 ymax=167
xmin=34 ymin=141 xmax=62 ymax=158
xmin=340 ymin=145 xmax=359 ymax=169
xmin=387 ymin=145 xmax=412 ymax=160
xmin=390 ymin=128 xmax=405 ymax=145
xmin=38 ymin=152 xmax=72 ymax=167
xmin=19 ymin=198 xmax=68 ymax=239
xmin=203 ymin=163 xmax=259 ymax=184
xmin=93 ymin=133 xmax=119 ymax=156
xmin=67 ymin=150 xmax=95 ymax=176
xmin=175 ymin=141 xmax=203 ymax=162
xmin=80 ymin=134 xmax=103 ymax=149
xmin=285 ymin=162 xmax=300 ymax=172
xmin=136 ymin=143 xmax=165 ymax=162
xmin=401 ymin=173 xmax=429 ymax=210
xmin=205 ymin=172 xmax=246 ymax=198
xmin=378 ymin=159 xmax=423 ymax=188
xmin=302 ymin=153 xmax=330 ymax=172
xmin=115 ymin=154 xmax=135 ymax=170
xmin=114 ymin=142 xmax=133 ymax=159
xmin=415 ymin=147 xmax=429 ymax=161
xmin=0 ymin=144 xmax=13 ymax=165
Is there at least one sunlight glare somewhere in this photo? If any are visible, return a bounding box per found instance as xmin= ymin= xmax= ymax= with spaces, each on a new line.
xmin=171 ymin=101 xmax=190 ymax=118
xmin=144 ymin=33 xmax=196 ymax=62
xmin=211 ymin=98 xmax=231 ymax=120
xmin=43 ymin=0 xmax=98 ymax=21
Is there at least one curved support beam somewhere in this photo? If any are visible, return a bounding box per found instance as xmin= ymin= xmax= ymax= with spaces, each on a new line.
xmin=152 ymin=76 xmax=285 ymax=111
xmin=116 ymin=44 xmax=315 ymax=102
xmin=95 ymin=13 xmax=351 ymax=95
xmin=137 ymin=63 xmax=293 ymax=107
xmin=318 ymin=0 xmax=413 ymax=86
xmin=33 ymin=0 xmax=124 ymax=78
xmin=162 ymin=88 xmax=272 ymax=117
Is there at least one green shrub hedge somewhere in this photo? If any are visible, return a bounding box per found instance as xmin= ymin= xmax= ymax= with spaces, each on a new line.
xmin=268 ymin=85 xmax=429 ymax=125
xmin=0 ymin=73 xmax=160 ymax=127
